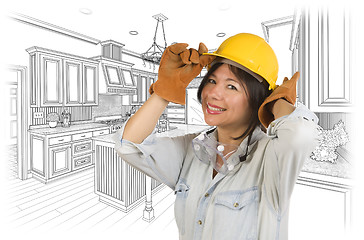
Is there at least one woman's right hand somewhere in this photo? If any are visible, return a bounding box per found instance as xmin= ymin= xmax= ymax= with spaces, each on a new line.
xmin=149 ymin=43 xmax=215 ymax=105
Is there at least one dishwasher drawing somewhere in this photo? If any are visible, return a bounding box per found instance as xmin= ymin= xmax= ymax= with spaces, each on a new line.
xmin=3 ymin=2 xmax=356 ymax=240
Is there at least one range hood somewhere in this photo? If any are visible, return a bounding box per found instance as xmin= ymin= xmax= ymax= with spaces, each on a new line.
xmin=93 ymin=40 xmax=137 ymax=95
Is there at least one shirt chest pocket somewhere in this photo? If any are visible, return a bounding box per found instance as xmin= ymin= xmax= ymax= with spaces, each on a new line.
xmin=174 ymin=178 xmax=190 ymax=236
xmin=213 ymin=187 xmax=259 ymax=240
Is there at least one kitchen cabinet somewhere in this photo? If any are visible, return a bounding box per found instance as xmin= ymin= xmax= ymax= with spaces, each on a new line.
xmin=40 ymin=54 xmax=63 ymax=106
xmin=289 ymin=172 xmax=352 ymax=239
xmin=82 ymin=63 xmax=98 ymax=105
xmin=27 ymin=46 xmax=99 ymax=107
xmin=297 ymin=7 xmax=353 ymax=112
xmin=131 ymin=74 xmax=139 ymax=104
xmin=64 ymin=60 xmax=98 ymax=106
xmin=131 ymin=68 xmax=157 ymax=104
xmin=93 ymin=134 xmax=164 ymax=212
xmin=29 ymin=124 xmax=109 ymax=183
xmin=49 ymin=143 xmax=72 ymax=178
xmin=64 ymin=59 xmax=82 ymax=106
xmin=93 ymin=124 xmax=210 ymax=215
xmin=167 ymin=102 xmax=186 ymax=123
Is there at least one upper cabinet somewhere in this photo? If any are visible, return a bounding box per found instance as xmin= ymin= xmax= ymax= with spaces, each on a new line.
xmin=296 ymin=6 xmax=352 ymax=112
xmin=82 ymin=63 xmax=98 ymax=105
xmin=131 ymin=68 xmax=157 ymax=105
xmin=27 ymin=47 xmax=99 ymax=107
xmin=39 ymin=54 xmax=64 ymax=106
xmin=64 ymin=58 xmax=82 ymax=106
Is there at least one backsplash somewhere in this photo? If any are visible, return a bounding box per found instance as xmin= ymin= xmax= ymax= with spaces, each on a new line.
xmin=30 ymin=95 xmax=139 ymax=126
xmin=92 ymin=94 xmax=133 ymax=119
xmin=30 ymin=106 xmax=92 ymax=126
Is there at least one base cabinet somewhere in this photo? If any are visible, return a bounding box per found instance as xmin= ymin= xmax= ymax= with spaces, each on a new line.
xmin=29 ymin=126 xmax=109 ymax=183
xmin=289 ymin=172 xmax=352 ymax=240
xmin=49 ymin=144 xmax=72 ymax=178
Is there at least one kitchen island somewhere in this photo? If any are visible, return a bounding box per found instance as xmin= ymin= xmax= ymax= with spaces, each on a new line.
xmin=92 ymin=123 xmax=210 ymax=215
xmin=93 ymin=122 xmax=353 ymax=234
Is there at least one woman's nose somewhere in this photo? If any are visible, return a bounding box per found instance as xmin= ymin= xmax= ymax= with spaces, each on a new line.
xmin=209 ymin=84 xmax=223 ymax=100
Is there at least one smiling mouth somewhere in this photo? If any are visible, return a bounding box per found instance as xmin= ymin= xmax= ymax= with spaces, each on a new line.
xmin=207 ymin=103 xmax=227 ymax=112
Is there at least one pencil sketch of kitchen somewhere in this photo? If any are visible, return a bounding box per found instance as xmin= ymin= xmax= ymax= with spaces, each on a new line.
xmin=3 ymin=2 xmax=355 ymax=240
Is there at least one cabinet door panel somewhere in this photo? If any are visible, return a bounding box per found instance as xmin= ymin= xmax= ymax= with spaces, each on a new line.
xmin=41 ymin=55 xmax=63 ymax=106
xmin=301 ymin=7 xmax=352 ymax=112
xmin=318 ymin=7 xmax=351 ymax=107
xmin=45 ymin=61 xmax=58 ymax=101
xmin=64 ymin=60 xmax=82 ymax=105
xmin=31 ymin=136 xmax=45 ymax=176
xmin=49 ymin=144 xmax=71 ymax=178
xmin=289 ymin=178 xmax=351 ymax=239
xmin=131 ymin=74 xmax=139 ymax=104
xmin=140 ymin=76 xmax=147 ymax=102
xmin=83 ymin=64 xmax=98 ymax=105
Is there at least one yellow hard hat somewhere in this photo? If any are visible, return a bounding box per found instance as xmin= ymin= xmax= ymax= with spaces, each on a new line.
xmin=204 ymin=33 xmax=279 ymax=90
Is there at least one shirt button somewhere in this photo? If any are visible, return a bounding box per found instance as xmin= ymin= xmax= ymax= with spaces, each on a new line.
xmin=205 ymin=193 xmax=209 ymax=197
xmin=198 ymin=220 xmax=202 ymax=225
xmin=233 ymin=202 xmax=239 ymax=208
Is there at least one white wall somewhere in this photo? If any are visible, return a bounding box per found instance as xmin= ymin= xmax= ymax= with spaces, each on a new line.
xmin=4 ymin=16 xmax=100 ymax=67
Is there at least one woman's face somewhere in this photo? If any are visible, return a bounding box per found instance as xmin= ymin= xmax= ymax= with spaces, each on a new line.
xmin=201 ymin=64 xmax=251 ymax=130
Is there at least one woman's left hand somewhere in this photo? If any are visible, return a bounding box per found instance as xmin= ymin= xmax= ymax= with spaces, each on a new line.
xmin=258 ymin=72 xmax=299 ymax=128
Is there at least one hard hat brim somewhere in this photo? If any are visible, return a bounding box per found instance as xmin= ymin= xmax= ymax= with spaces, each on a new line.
xmin=203 ymin=53 xmax=266 ymax=84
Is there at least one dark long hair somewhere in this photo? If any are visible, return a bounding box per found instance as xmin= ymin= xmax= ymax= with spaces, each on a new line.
xmin=197 ymin=62 xmax=272 ymax=140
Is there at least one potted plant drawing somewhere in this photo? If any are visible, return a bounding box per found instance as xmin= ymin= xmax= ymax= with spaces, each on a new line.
xmin=46 ymin=112 xmax=60 ymax=128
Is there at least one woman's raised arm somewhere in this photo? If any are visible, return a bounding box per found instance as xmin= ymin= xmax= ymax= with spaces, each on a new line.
xmin=122 ymin=94 xmax=169 ymax=144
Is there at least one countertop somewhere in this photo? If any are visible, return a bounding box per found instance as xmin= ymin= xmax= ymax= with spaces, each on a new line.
xmin=93 ymin=123 xmax=352 ymax=180
xmin=92 ymin=123 xmax=211 ymax=144
xmin=28 ymin=122 xmax=109 ymax=135
xmin=301 ymin=154 xmax=352 ymax=179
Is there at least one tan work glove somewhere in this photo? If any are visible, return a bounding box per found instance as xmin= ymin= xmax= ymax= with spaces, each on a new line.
xmin=149 ymin=43 xmax=215 ymax=105
xmin=258 ymin=72 xmax=299 ymax=128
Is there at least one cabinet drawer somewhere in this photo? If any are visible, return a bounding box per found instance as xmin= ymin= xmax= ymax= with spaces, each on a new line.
xmin=72 ymin=131 xmax=93 ymax=141
xmin=49 ymin=135 xmax=72 ymax=145
xmin=72 ymin=139 xmax=92 ymax=156
xmin=167 ymin=108 xmax=185 ymax=114
xmin=169 ymin=118 xmax=185 ymax=123
xmin=167 ymin=113 xmax=185 ymax=119
xmin=73 ymin=153 xmax=93 ymax=170
xmin=93 ymin=129 xmax=109 ymax=137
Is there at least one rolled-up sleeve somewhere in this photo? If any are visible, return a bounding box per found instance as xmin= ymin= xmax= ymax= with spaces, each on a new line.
xmin=263 ymin=103 xmax=321 ymax=215
xmin=113 ymin=119 xmax=196 ymax=189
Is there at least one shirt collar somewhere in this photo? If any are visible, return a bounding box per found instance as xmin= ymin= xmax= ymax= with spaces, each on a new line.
xmin=206 ymin=126 xmax=265 ymax=167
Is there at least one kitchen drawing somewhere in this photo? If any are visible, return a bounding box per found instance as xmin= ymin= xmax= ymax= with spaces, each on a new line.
xmin=3 ymin=1 xmax=357 ymax=240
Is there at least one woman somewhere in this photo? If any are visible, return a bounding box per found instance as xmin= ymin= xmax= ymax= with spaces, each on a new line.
xmin=115 ymin=33 xmax=320 ymax=239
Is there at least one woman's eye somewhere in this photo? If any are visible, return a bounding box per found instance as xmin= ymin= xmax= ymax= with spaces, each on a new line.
xmin=227 ymin=84 xmax=237 ymax=90
xmin=207 ymin=79 xmax=216 ymax=84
